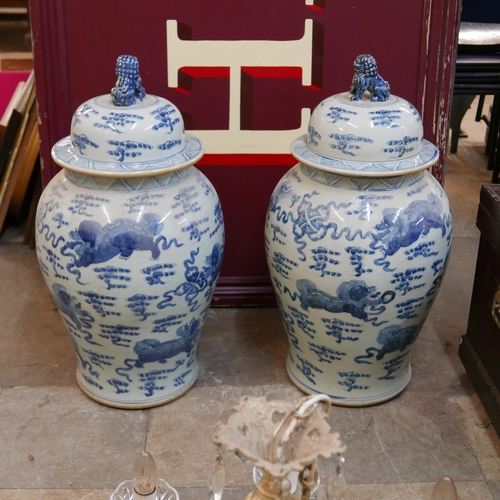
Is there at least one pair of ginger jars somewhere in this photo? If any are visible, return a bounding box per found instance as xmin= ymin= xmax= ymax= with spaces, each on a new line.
xmin=35 ymin=55 xmax=452 ymax=408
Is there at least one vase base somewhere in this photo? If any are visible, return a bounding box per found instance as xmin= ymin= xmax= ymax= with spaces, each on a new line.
xmin=286 ymin=361 xmax=412 ymax=407
xmin=75 ymin=366 xmax=199 ymax=409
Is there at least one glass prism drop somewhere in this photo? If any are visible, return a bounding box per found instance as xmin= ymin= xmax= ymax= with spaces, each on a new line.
xmin=431 ymin=476 xmax=458 ymax=500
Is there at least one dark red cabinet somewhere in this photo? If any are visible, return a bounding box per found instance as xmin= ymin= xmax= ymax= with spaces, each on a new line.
xmin=29 ymin=0 xmax=460 ymax=305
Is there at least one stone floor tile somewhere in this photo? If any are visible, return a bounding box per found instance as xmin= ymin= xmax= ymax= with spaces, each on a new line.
xmin=0 ymin=482 xmax=494 ymax=499
xmin=320 ymin=392 xmax=483 ymax=484
xmin=177 ymin=486 xmax=253 ymax=499
xmin=454 ymin=481 xmax=496 ymax=500
xmin=455 ymin=394 xmax=500 ymax=480
xmin=406 ymin=321 xmax=470 ymax=399
xmin=0 ymin=387 xmax=148 ymax=489
xmin=0 ymin=487 xmax=253 ymax=499
xmin=196 ymin=307 xmax=289 ymax=387
xmin=0 ymin=244 xmax=77 ymax=389
xmin=146 ymin=382 xmax=482 ymax=488
xmin=314 ymin=480 xmax=493 ymax=500
xmin=145 ymin=384 xmax=305 ymax=489
xmin=488 ymin=480 xmax=500 ymax=500
xmin=0 ymin=490 xmax=112 ymax=499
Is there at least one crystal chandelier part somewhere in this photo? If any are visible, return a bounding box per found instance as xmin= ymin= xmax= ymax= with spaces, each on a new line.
xmin=109 ymin=450 xmax=179 ymax=500
xmin=213 ymin=394 xmax=345 ymax=479
xmin=209 ymin=455 xmax=226 ymax=500
xmin=326 ymin=457 xmax=346 ymax=500
xmin=213 ymin=394 xmax=346 ymax=500
xmin=132 ymin=451 xmax=159 ymax=496
xmin=431 ymin=476 xmax=458 ymax=500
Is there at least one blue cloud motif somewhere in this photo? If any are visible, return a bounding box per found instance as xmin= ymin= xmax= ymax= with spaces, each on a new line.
xmin=295 ymin=354 xmax=323 ymax=385
xmin=329 ymin=133 xmax=373 ymax=156
xmin=73 ymin=104 xmax=98 ymax=125
xmin=72 ymin=134 xmax=99 ymax=155
xmin=383 ymin=135 xmax=419 ymax=158
xmin=93 ymin=112 xmax=144 ymax=134
xmin=107 ymin=140 xmax=153 ymax=161
xmin=369 ymin=109 xmax=401 ymax=127
xmin=326 ymin=106 xmax=357 ymax=123
xmin=408 ymin=103 xmax=422 ymax=122
xmin=307 ymin=125 xmax=322 ymax=146
xmin=150 ymin=104 xmax=181 ymax=132
xmin=158 ymin=139 xmax=182 ymax=150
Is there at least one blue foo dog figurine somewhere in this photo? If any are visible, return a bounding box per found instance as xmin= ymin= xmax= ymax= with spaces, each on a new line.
xmin=350 ymin=53 xmax=391 ymax=102
xmin=111 ymin=54 xmax=146 ymax=106
xmin=265 ymin=54 xmax=451 ymax=406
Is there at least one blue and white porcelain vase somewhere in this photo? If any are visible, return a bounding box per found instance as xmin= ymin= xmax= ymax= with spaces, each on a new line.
xmin=35 ymin=55 xmax=224 ymax=408
xmin=265 ymin=55 xmax=452 ymax=406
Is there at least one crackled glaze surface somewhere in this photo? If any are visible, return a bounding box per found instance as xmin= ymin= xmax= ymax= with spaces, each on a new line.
xmin=35 ymin=167 xmax=224 ymax=408
xmin=265 ymin=164 xmax=452 ymax=405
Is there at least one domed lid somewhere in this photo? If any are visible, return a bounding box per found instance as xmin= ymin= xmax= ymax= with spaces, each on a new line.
xmin=291 ymin=54 xmax=438 ymax=177
xmin=51 ymin=55 xmax=203 ymax=177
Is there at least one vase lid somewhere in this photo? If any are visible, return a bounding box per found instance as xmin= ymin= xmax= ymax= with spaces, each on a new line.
xmin=51 ymin=55 xmax=204 ymax=178
xmin=291 ymin=54 xmax=438 ymax=177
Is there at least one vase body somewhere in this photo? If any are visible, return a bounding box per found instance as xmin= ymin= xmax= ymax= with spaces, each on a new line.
xmin=265 ymin=163 xmax=452 ymax=406
xmin=35 ymin=166 xmax=224 ymax=408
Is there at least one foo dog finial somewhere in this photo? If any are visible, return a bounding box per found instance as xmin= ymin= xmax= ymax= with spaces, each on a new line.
xmin=111 ymin=55 xmax=146 ymax=106
xmin=350 ymin=54 xmax=390 ymax=102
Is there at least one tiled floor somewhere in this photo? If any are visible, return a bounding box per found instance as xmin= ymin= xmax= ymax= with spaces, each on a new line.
xmin=1 ymin=97 xmax=500 ymax=498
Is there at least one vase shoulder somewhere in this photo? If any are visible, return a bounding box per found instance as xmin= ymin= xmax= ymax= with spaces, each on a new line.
xmin=299 ymin=163 xmax=426 ymax=190
xmin=64 ymin=165 xmax=193 ymax=192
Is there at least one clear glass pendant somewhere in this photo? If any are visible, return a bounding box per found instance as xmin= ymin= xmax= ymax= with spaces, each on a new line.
xmin=325 ymin=456 xmax=346 ymax=500
xmin=209 ymin=454 xmax=226 ymax=500
xmin=431 ymin=476 xmax=458 ymax=500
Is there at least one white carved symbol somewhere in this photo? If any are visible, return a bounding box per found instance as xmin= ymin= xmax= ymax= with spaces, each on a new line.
xmin=166 ymin=19 xmax=314 ymax=155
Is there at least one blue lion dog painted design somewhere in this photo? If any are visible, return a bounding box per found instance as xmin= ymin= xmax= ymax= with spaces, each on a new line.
xmin=66 ymin=213 xmax=164 ymax=267
xmin=35 ymin=166 xmax=224 ymax=408
xmin=265 ymin=164 xmax=452 ymax=406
